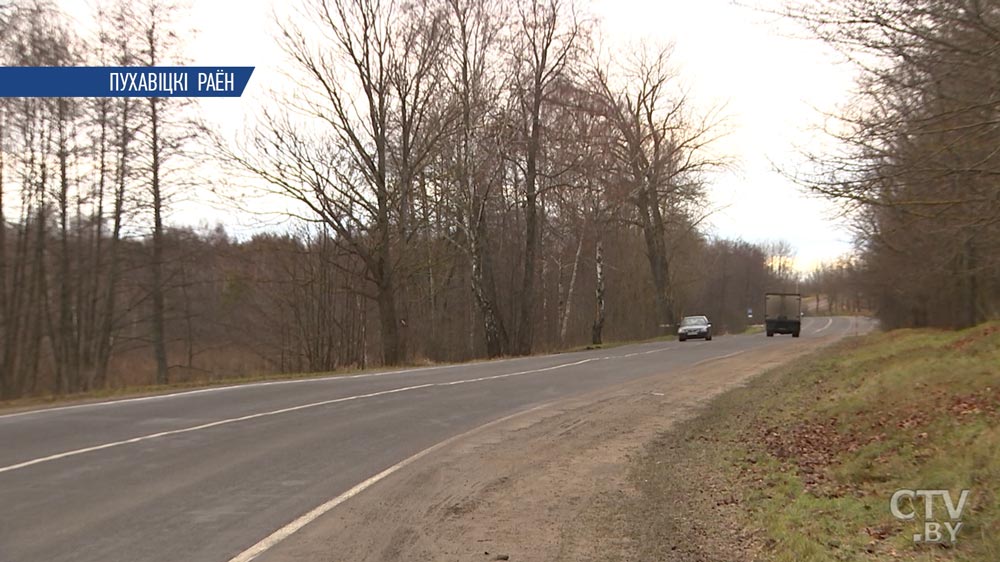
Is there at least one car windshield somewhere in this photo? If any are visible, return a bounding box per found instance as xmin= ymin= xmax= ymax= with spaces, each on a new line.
xmin=681 ymin=317 xmax=706 ymax=326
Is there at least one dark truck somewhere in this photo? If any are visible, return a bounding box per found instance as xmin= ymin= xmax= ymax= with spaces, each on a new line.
xmin=765 ymin=292 xmax=801 ymax=337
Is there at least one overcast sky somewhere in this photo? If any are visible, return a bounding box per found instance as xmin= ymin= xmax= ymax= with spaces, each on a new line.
xmin=64 ymin=0 xmax=859 ymax=271
xmin=587 ymin=0 xmax=858 ymax=271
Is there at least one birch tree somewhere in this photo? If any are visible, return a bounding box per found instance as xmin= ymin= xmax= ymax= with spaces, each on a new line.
xmin=507 ymin=0 xmax=583 ymax=355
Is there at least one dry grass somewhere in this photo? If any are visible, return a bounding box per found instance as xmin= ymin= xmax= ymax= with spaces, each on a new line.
xmin=627 ymin=322 xmax=1000 ymax=561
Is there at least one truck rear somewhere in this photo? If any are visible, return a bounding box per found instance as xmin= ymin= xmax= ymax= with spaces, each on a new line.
xmin=764 ymin=292 xmax=802 ymax=337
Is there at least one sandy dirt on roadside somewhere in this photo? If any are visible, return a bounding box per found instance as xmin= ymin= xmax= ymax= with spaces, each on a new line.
xmin=256 ymin=339 xmax=835 ymax=562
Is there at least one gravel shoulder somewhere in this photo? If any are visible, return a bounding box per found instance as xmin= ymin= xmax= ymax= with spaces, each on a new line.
xmin=255 ymin=336 xmax=839 ymax=562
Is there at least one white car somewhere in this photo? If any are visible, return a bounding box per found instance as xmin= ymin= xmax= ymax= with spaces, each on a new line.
xmin=678 ymin=315 xmax=712 ymax=342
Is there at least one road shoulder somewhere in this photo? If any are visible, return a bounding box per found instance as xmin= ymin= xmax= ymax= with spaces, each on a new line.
xmin=253 ymin=337 xmax=834 ymax=562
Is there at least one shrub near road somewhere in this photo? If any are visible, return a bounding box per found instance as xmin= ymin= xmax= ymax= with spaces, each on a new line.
xmin=626 ymin=323 xmax=1000 ymax=561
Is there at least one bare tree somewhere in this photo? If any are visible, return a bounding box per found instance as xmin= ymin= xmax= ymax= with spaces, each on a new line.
xmin=506 ymin=0 xmax=583 ymax=355
xmin=784 ymin=0 xmax=1000 ymax=327
xmin=0 ymin=1 xmax=80 ymax=395
xmin=591 ymin=46 xmax=727 ymax=331
xmin=89 ymin=0 xmax=142 ymax=389
xmin=229 ymin=0 xmax=450 ymax=365
xmin=129 ymin=0 xmax=192 ymax=384
xmin=0 ymin=0 xmax=794 ymax=399
xmin=440 ymin=0 xmax=511 ymax=356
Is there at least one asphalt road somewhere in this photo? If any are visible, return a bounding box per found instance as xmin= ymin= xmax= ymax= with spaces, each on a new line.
xmin=0 ymin=316 xmax=870 ymax=562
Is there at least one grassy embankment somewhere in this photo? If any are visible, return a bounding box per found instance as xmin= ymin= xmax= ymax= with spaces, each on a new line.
xmin=626 ymin=322 xmax=1000 ymax=561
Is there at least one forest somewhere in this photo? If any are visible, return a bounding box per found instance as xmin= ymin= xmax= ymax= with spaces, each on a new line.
xmin=789 ymin=0 xmax=1000 ymax=330
xmin=9 ymin=0 xmax=992 ymax=401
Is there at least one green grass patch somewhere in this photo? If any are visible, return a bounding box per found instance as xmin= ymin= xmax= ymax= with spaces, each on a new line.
xmin=629 ymin=321 xmax=1000 ymax=561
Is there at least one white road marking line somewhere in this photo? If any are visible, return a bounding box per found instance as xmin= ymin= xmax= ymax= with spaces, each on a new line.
xmin=226 ymin=402 xmax=553 ymax=562
xmin=0 ymin=351 xmax=671 ymax=475
xmin=815 ymin=318 xmax=834 ymax=333
xmin=0 ymin=383 xmax=435 ymax=475
xmin=0 ymin=343 xmax=675 ymax=421
xmin=228 ymin=342 xmax=747 ymax=562
xmin=443 ymin=357 xmax=598 ymax=385
xmin=0 ymin=364 xmax=468 ymax=421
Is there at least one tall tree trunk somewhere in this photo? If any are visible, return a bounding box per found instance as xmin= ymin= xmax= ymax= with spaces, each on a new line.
xmin=637 ymin=185 xmax=674 ymax=330
xmin=450 ymin=0 xmax=509 ymax=358
xmin=0 ymin=108 xmax=7 ymax=399
xmin=516 ymin=74 xmax=544 ymax=356
xmin=149 ymin=96 xmax=169 ymax=385
xmin=559 ymin=233 xmax=584 ymax=344
xmin=471 ymin=227 xmax=508 ymax=357
xmin=24 ymin=201 xmax=48 ymax=396
xmin=375 ymin=263 xmax=402 ymax=366
xmin=95 ymin=98 xmax=130 ymax=389
xmin=83 ymin=99 xmax=109 ymax=391
xmin=592 ymin=239 xmax=605 ymax=345
xmin=56 ymin=101 xmax=75 ymax=394
xmin=3 ymin=208 xmax=31 ymax=399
